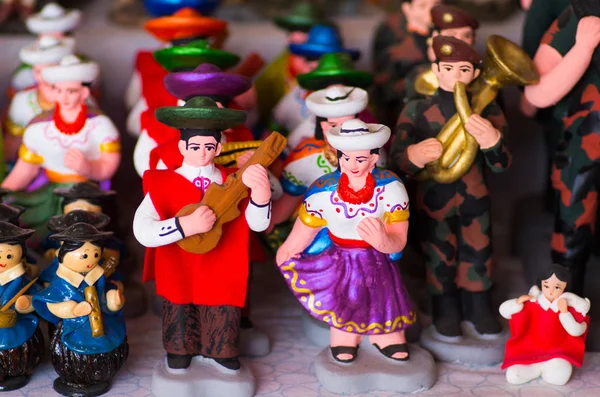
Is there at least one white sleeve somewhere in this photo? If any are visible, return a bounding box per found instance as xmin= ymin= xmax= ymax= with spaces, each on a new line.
xmin=559 ymin=312 xmax=588 ymax=337
xmin=7 ymin=92 xmax=26 ymax=128
xmin=244 ymin=199 xmax=272 ymax=232
xmin=95 ymin=116 xmax=121 ymax=146
xmin=126 ymin=98 xmax=148 ymax=137
xmin=125 ymin=71 xmax=141 ymax=110
xmin=287 ymin=118 xmax=314 ymax=149
xmin=133 ymin=130 xmax=158 ymax=177
xmin=22 ymin=123 xmax=41 ymax=155
xmin=499 ymin=299 xmax=524 ymax=319
xmin=133 ymin=193 xmax=184 ymax=248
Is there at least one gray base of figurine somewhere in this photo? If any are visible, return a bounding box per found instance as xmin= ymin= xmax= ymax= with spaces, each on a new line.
xmin=240 ymin=327 xmax=271 ymax=357
xmin=301 ymin=311 xmax=421 ymax=348
xmin=152 ymin=356 xmax=256 ymax=397
xmin=420 ymin=323 xmax=509 ymax=366
xmin=314 ymin=343 xmax=436 ymax=394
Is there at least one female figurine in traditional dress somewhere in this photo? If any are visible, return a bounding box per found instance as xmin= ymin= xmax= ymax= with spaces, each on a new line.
xmin=500 ymin=264 xmax=590 ymax=386
xmin=276 ymin=119 xmax=414 ymax=362
xmin=33 ymin=223 xmax=128 ymax=396
xmin=0 ymin=222 xmax=43 ymax=391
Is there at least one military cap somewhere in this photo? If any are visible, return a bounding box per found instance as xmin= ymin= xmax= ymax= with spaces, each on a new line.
xmin=431 ymin=5 xmax=479 ymax=31
xmin=432 ymin=36 xmax=483 ymax=66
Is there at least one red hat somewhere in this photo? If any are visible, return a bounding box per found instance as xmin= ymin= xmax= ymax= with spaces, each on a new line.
xmin=144 ymin=7 xmax=227 ymax=42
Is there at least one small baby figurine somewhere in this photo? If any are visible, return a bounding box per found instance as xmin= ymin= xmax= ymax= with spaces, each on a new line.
xmin=500 ymin=264 xmax=590 ymax=386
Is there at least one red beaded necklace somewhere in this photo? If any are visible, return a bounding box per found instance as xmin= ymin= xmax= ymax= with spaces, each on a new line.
xmin=337 ymin=172 xmax=376 ymax=205
xmin=53 ymin=103 xmax=88 ymax=135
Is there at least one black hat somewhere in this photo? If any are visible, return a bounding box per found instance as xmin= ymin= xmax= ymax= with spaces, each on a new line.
xmin=49 ymin=222 xmax=113 ymax=242
xmin=0 ymin=204 xmax=25 ymax=224
xmin=0 ymin=188 xmax=12 ymax=201
xmin=53 ymin=182 xmax=116 ymax=201
xmin=0 ymin=221 xmax=35 ymax=243
xmin=47 ymin=211 xmax=111 ymax=233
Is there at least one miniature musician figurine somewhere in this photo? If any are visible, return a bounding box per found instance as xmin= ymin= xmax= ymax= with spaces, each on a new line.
xmin=0 ymin=222 xmax=43 ymax=391
xmin=33 ymin=223 xmax=128 ymax=396
xmin=5 ymin=35 xmax=76 ymax=161
xmin=500 ymin=264 xmax=590 ymax=386
xmin=133 ymin=97 xmax=272 ymax=371
xmin=2 ymin=55 xmax=121 ymax=239
xmin=277 ymin=119 xmax=414 ymax=363
xmin=390 ymin=36 xmax=511 ymax=337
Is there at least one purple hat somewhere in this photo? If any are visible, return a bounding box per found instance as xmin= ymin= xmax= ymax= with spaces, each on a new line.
xmin=164 ymin=63 xmax=252 ymax=100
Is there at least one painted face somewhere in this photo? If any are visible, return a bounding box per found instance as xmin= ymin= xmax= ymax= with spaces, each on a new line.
xmin=32 ymin=64 xmax=55 ymax=101
xmin=63 ymin=199 xmax=103 ymax=214
xmin=339 ymin=149 xmax=379 ymax=179
xmin=178 ymin=135 xmax=222 ymax=167
xmin=319 ymin=115 xmax=356 ymax=135
xmin=404 ymin=0 xmax=442 ymax=27
xmin=0 ymin=244 xmax=23 ymax=272
xmin=287 ymin=31 xmax=309 ymax=45
xmin=541 ymin=273 xmax=567 ymax=302
xmin=433 ymin=61 xmax=480 ymax=92
xmin=39 ymin=32 xmax=65 ymax=41
xmin=61 ymin=241 xmax=102 ymax=273
xmin=52 ymin=81 xmax=90 ymax=111
xmin=440 ymin=27 xmax=475 ymax=45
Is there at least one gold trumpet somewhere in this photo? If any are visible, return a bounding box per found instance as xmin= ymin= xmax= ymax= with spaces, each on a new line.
xmin=414 ymin=69 xmax=439 ymax=97
xmin=418 ymin=35 xmax=540 ymax=184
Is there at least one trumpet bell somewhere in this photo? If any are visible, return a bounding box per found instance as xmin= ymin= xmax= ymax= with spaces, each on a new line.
xmin=481 ymin=35 xmax=540 ymax=88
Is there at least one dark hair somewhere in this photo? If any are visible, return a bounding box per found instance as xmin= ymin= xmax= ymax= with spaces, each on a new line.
xmin=206 ymin=95 xmax=231 ymax=108
xmin=434 ymin=60 xmax=483 ymax=71
xmin=4 ymin=241 xmax=27 ymax=262
xmin=537 ymin=263 xmax=571 ymax=285
xmin=179 ymin=129 xmax=222 ymax=146
xmin=57 ymin=240 xmax=104 ymax=264
xmin=315 ymin=114 xmax=360 ymax=141
xmin=82 ymin=82 xmax=93 ymax=88
xmin=171 ymin=36 xmax=208 ymax=47
xmin=61 ymin=197 xmax=105 ymax=211
xmin=336 ymin=148 xmax=380 ymax=170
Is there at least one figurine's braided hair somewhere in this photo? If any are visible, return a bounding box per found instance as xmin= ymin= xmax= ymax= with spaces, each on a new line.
xmin=570 ymin=0 xmax=600 ymax=73
xmin=57 ymin=240 xmax=104 ymax=264
xmin=537 ymin=263 xmax=572 ymax=285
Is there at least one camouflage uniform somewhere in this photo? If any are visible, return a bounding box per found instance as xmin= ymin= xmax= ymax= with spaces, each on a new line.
xmin=544 ymin=7 xmax=600 ymax=294
xmin=390 ymin=89 xmax=512 ymax=295
xmin=371 ymin=10 xmax=430 ymax=126
xmin=522 ymin=0 xmax=570 ymax=60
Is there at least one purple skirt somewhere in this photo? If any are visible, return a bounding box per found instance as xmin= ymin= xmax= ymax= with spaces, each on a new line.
xmin=279 ymin=245 xmax=416 ymax=335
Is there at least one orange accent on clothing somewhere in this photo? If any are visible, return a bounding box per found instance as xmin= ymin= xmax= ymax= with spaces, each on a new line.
xmin=45 ymin=170 xmax=89 ymax=183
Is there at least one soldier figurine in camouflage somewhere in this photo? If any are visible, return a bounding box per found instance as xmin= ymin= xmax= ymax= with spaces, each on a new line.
xmin=390 ymin=36 xmax=512 ymax=337
xmin=523 ymin=1 xmax=600 ymax=295
xmin=371 ymin=0 xmax=441 ymax=127
xmin=403 ymin=5 xmax=479 ymax=104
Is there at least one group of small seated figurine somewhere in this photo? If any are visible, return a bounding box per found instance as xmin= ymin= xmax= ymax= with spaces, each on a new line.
xmin=0 ymin=183 xmax=128 ymax=395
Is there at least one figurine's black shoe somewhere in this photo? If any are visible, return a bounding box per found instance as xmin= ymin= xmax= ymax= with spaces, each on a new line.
xmin=431 ymin=292 xmax=463 ymax=337
xmin=53 ymin=377 xmax=111 ymax=397
xmin=240 ymin=316 xmax=254 ymax=329
xmin=373 ymin=343 xmax=409 ymax=361
xmin=0 ymin=375 xmax=29 ymax=391
xmin=330 ymin=345 xmax=359 ymax=363
xmin=213 ymin=357 xmax=241 ymax=370
xmin=167 ymin=353 xmax=193 ymax=369
xmin=462 ymin=290 xmax=503 ymax=335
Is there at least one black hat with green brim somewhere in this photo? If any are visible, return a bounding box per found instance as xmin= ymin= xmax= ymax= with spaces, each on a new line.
xmin=155 ymin=96 xmax=247 ymax=130
xmin=297 ymin=52 xmax=373 ymax=91
xmin=153 ymin=39 xmax=240 ymax=72
xmin=274 ymin=1 xmax=329 ymax=32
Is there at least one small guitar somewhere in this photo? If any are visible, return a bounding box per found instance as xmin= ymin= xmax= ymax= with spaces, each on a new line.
xmin=176 ymin=132 xmax=287 ymax=254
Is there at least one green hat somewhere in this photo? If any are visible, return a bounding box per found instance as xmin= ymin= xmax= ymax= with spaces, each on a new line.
xmin=153 ymin=39 xmax=241 ymax=72
xmin=274 ymin=1 xmax=329 ymax=33
xmin=297 ymin=52 xmax=373 ymax=91
xmin=155 ymin=96 xmax=247 ymax=130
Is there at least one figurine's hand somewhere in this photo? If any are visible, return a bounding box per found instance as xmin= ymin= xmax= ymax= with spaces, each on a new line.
xmin=557 ymin=297 xmax=569 ymax=313
xmin=516 ymin=294 xmax=534 ymax=305
xmin=465 ymin=114 xmax=501 ymax=149
xmin=237 ymin=150 xmax=255 ymax=168
xmin=520 ymin=0 xmax=532 ymax=10
xmin=357 ymin=217 xmax=389 ymax=249
xmin=275 ymin=243 xmax=301 ymax=266
xmin=407 ymin=138 xmax=443 ymax=168
xmin=179 ymin=205 xmax=217 ymax=237
xmin=576 ymin=16 xmax=600 ymax=52
xmin=72 ymin=301 xmax=93 ymax=317
xmin=64 ymin=149 xmax=91 ymax=177
xmin=15 ymin=295 xmax=32 ymax=313
xmin=242 ymin=164 xmax=271 ymax=205
xmin=107 ymin=283 xmax=125 ymax=312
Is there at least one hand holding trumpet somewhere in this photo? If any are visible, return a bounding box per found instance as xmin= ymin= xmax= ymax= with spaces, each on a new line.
xmin=464 ymin=114 xmax=501 ymax=149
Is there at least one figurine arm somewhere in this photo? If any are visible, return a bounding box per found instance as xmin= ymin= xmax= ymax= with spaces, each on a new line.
xmin=245 ymin=199 xmax=272 ymax=232
xmin=275 ymin=217 xmax=322 ymax=266
xmin=479 ymin=105 xmax=512 ymax=173
xmin=133 ymin=130 xmax=157 ymax=177
xmin=85 ymin=152 xmax=121 ymax=181
xmin=389 ymin=101 xmax=426 ymax=176
xmin=1 ymin=158 xmax=41 ymax=191
xmin=47 ymin=301 xmax=79 ymax=319
xmin=242 ymin=164 xmax=273 ymax=232
xmin=133 ymin=193 xmax=185 ymax=248
xmin=559 ymin=312 xmax=588 ymax=337
xmin=499 ymin=299 xmax=525 ymax=319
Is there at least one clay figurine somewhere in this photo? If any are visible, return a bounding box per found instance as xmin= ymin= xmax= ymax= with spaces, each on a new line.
xmin=133 ymin=97 xmax=272 ymax=396
xmin=390 ymin=36 xmax=511 ymax=340
xmin=5 ymin=35 xmax=77 ymax=162
xmin=270 ymin=24 xmax=360 ymax=137
xmin=371 ymin=0 xmax=441 ymax=126
xmin=254 ymin=1 xmax=330 ymax=128
xmin=0 ymin=222 xmax=43 ymax=391
xmin=0 ymin=0 xmax=35 ymax=26
xmin=33 ymin=223 xmax=128 ymax=397
xmin=523 ymin=2 xmax=600 ymax=295
xmin=2 ymin=55 xmax=120 ymax=242
xmin=500 ymin=264 xmax=590 ymax=385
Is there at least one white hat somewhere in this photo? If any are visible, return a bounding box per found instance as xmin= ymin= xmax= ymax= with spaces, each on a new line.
xmin=26 ymin=3 xmax=81 ymax=34
xmin=305 ymin=86 xmax=369 ymax=119
xmin=326 ymin=119 xmax=391 ymax=152
xmin=42 ymin=55 xmax=99 ymax=84
xmin=19 ymin=36 xmax=76 ymax=66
